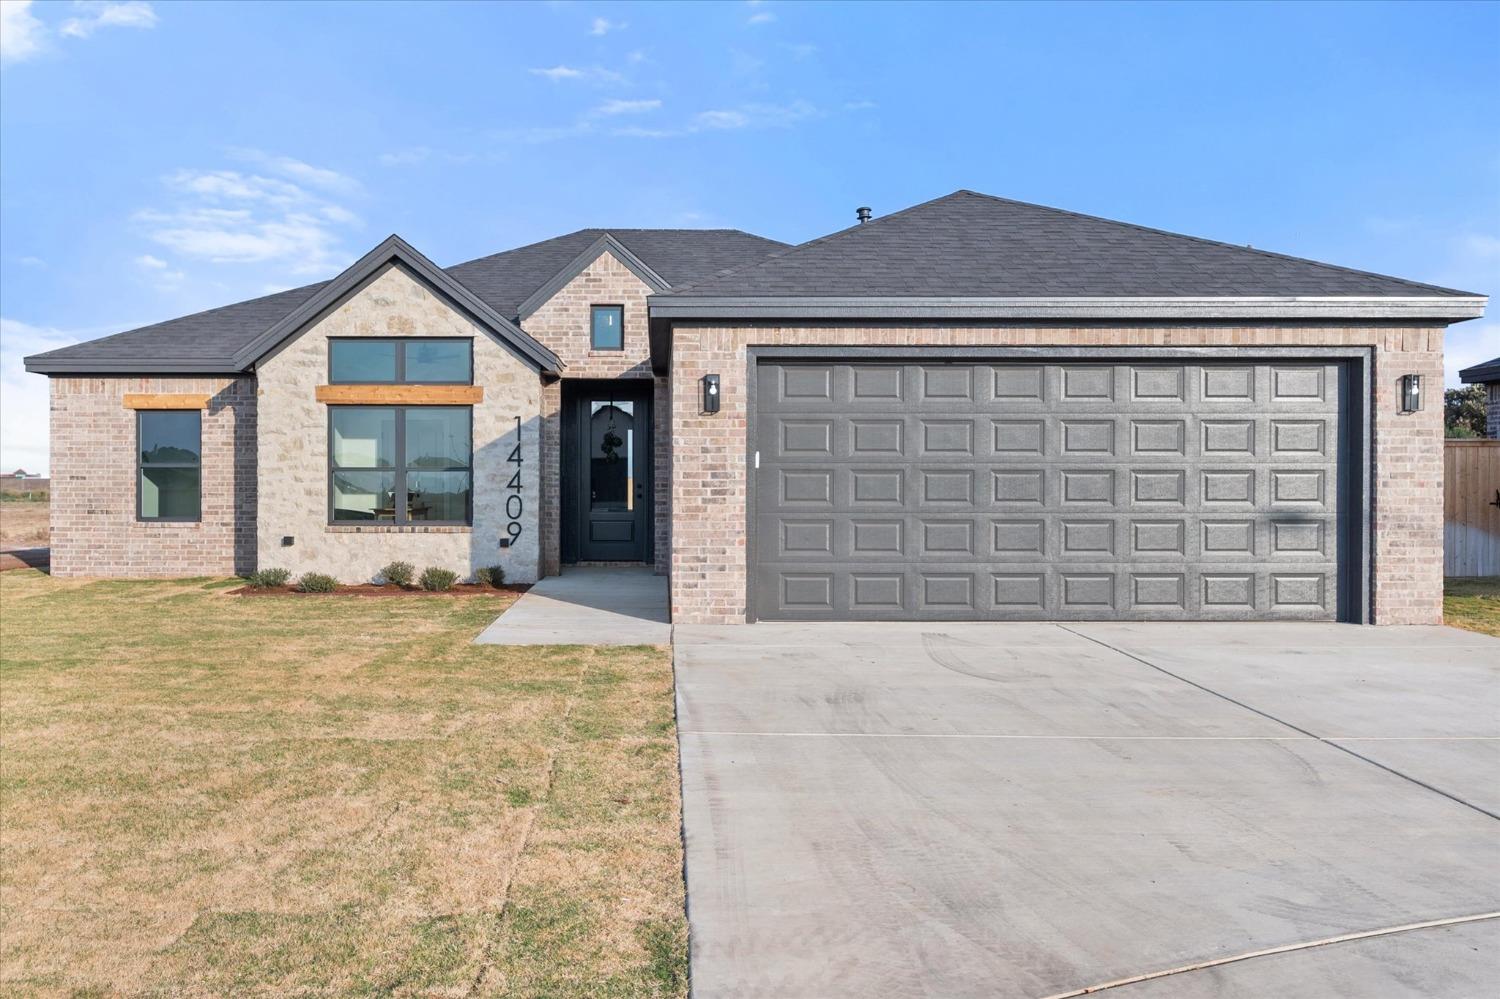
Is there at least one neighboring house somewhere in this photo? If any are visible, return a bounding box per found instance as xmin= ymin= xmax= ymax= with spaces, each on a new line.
xmin=1459 ymin=356 xmax=1500 ymax=438
xmin=0 ymin=470 xmax=50 ymax=495
xmin=25 ymin=191 xmax=1488 ymax=625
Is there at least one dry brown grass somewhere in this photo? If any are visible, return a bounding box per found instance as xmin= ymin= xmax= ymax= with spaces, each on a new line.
xmin=0 ymin=571 xmax=685 ymax=997
xmin=0 ymin=500 xmax=48 ymax=547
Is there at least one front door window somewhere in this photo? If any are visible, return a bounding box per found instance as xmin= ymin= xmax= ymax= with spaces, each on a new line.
xmin=590 ymin=400 xmax=635 ymax=513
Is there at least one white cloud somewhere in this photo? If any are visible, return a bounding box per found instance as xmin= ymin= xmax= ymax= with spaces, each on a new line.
xmin=59 ymin=1 xmax=157 ymax=40
xmin=746 ymin=2 xmax=776 ymax=27
xmin=783 ymin=42 xmax=817 ymax=59
xmin=17 ymin=255 xmax=45 ymax=267
xmin=0 ymin=317 xmax=124 ymax=474
xmin=844 ymin=99 xmax=877 ymax=111
xmin=626 ymin=48 xmax=647 ymax=64
xmin=694 ymin=109 xmax=749 ymax=130
xmin=1 ymin=1 xmax=46 ymax=62
xmin=228 ymin=148 xmax=363 ymax=196
xmin=695 ymin=100 xmax=816 ymax=130
xmin=528 ymin=64 xmax=626 ymax=84
xmin=590 ymin=17 xmax=625 ymax=36
xmin=135 ymin=253 xmax=167 ymax=269
xmin=595 ymin=98 xmax=661 ymax=115
xmin=137 ymin=156 xmax=362 ymax=275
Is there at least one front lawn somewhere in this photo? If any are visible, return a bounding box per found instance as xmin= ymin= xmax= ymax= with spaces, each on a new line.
xmin=0 ymin=571 xmax=685 ymax=997
xmin=1444 ymin=576 xmax=1500 ymax=637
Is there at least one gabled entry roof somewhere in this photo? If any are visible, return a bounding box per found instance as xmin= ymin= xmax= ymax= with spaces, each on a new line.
xmin=231 ymin=235 xmax=561 ymax=373
xmin=23 ymin=228 xmax=784 ymax=374
xmin=652 ymin=190 xmax=1487 ymax=321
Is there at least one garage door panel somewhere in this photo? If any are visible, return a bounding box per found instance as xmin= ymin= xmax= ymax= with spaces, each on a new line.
xmin=754 ymin=360 xmax=1347 ymax=622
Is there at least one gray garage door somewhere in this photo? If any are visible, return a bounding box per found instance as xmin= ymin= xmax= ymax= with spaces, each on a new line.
xmin=752 ymin=359 xmax=1350 ymax=622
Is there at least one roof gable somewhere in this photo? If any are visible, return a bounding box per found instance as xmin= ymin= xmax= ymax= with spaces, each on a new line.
xmin=233 ymin=236 xmax=560 ymax=372
xmin=516 ymin=233 xmax=669 ymax=320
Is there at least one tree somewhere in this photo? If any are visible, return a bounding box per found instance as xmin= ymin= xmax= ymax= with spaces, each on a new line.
xmin=1445 ymin=385 xmax=1488 ymax=438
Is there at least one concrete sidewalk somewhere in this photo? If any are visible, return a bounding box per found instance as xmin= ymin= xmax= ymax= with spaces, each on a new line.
xmin=474 ymin=565 xmax=670 ymax=646
xmin=675 ymin=621 xmax=1500 ymax=998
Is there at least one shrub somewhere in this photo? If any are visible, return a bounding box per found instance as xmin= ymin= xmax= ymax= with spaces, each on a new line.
xmin=419 ymin=567 xmax=458 ymax=592
xmin=380 ymin=560 xmax=415 ymax=587
xmin=475 ymin=565 xmax=505 ymax=588
xmin=296 ymin=572 xmax=338 ymax=593
xmin=247 ymin=567 xmax=291 ymax=589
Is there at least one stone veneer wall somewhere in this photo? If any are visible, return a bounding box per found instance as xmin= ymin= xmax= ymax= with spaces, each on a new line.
xmin=1487 ymin=383 xmax=1500 ymax=439
xmin=669 ymin=324 xmax=1445 ymax=625
xmin=255 ymin=263 xmax=543 ymax=583
xmin=523 ymin=250 xmax=669 ymax=575
xmin=48 ymin=376 xmax=256 ymax=576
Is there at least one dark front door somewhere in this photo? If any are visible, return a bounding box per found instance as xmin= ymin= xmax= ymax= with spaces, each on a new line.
xmin=565 ymin=382 xmax=652 ymax=562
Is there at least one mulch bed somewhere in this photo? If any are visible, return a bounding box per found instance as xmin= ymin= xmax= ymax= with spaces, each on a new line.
xmin=230 ymin=582 xmax=531 ymax=598
xmin=0 ymin=548 xmax=50 ymax=573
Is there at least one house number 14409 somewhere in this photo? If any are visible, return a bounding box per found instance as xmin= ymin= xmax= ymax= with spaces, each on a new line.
xmin=502 ymin=415 xmax=524 ymax=547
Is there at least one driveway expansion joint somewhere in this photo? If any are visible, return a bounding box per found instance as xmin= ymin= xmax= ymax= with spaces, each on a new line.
xmin=1057 ymin=624 xmax=1500 ymax=823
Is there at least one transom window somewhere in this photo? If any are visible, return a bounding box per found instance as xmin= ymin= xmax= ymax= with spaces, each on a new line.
xmin=329 ymin=407 xmax=472 ymax=525
xmin=329 ymin=338 xmax=472 ymax=384
xmin=590 ymin=305 xmax=624 ymax=351
xmin=138 ymin=410 xmax=201 ymax=521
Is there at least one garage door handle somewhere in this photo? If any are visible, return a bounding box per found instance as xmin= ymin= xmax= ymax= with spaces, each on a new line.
xmin=754 ymin=451 xmax=760 ymax=469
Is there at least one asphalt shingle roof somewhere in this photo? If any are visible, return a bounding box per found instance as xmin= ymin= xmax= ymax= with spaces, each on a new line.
xmin=26 ymin=228 xmax=786 ymax=372
xmin=1459 ymin=357 xmax=1500 ymax=384
xmin=666 ymin=190 xmax=1479 ymax=299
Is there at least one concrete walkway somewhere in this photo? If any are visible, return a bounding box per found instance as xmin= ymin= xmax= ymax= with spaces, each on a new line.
xmin=474 ymin=565 xmax=670 ymax=646
xmin=675 ymin=621 xmax=1500 ymax=998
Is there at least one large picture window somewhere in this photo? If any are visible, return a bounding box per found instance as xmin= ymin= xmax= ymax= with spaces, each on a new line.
xmin=329 ymin=338 xmax=472 ymax=384
xmin=138 ymin=410 xmax=201 ymax=521
xmin=329 ymin=406 xmax=471 ymax=524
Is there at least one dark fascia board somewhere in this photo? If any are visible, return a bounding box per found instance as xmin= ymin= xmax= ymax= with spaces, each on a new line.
xmin=516 ymin=233 xmax=670 ymax=321
xmin=231 ymin=234 xmax=562 ymax=373
xmin=24 ymin=356 xmax=243 ymax=375
xmin=648 ymin=294 xmax=1489 ymax=323
xmin=1459 ymin=357 xmax=1500 ymax=384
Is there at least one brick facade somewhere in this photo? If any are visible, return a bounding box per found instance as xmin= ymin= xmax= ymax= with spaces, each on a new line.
xmin=523 ymin=250 xmax=670 ymax=575
xmin=255 ymin=263 xmax=543 ymax=584
xmin=669 ymin=324 xmax=1447 ymax=626
xmin=48 ymin=376 xmax=256 ymax=576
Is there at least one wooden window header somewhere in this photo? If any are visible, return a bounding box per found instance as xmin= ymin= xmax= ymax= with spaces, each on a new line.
xmin=123 ymin=393 xmax=209 ymax=410
xmin=315 ymin=384 xmax=484 ymax=405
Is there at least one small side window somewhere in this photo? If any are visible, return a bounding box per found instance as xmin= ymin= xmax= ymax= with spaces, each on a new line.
xmin=138 ymin=410 xmax=201 ymax=521
xmin=591 ymin=305 xmax=624 ymax=351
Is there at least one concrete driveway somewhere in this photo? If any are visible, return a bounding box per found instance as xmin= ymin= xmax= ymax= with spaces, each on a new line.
xmin=674 ymin=622 xmax=1500 ymax=999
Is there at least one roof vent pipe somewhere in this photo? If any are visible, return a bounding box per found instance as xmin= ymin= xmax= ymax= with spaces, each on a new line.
xmin=856 ymin=206 xmax=872 ymax=224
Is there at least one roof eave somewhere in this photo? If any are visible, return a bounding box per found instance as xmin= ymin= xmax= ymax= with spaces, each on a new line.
xmin=647 ymin=295 xmax=1489 ymax=322
xmin=23 ymin=356 xmax=245 ymax=375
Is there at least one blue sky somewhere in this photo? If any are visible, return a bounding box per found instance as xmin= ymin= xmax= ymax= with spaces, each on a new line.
xmin=2 ymin=0 xmax=1497 ymax=472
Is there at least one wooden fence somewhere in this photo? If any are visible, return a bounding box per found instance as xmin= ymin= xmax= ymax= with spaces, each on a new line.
xmin=1444 ymin=439 xmax=1500 ymax=577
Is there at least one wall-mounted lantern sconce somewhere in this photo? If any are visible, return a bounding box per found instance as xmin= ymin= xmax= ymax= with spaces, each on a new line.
xmin=1399 ymin=373 xmax=1423 ymax=414
xmin=701 ymin=373 xmax=721 ymax=414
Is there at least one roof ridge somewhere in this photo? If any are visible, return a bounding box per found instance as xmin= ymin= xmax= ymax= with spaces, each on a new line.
xmin=947 ymin=189 xmax=1479 ymax=298
xmin=666 ymin=191 xmax=970 ymax=295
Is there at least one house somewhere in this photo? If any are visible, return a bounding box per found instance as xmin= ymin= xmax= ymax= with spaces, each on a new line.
xmin=0 ymin=469 xmax=50 ymax=495
xmin=24 ymin=191 xmax=1487 ymax=624
xmin=1458 ymin=356 xmax=1500 ymax=438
